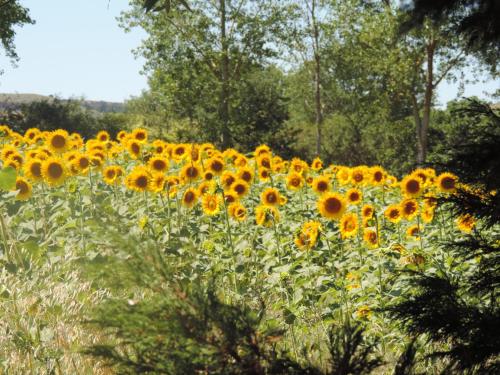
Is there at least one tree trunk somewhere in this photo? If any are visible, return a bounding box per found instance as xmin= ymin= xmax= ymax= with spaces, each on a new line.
xmin=312 ymin=0 xmax=323 ymax=157
xmin=219 ymin=0 xmax=231 ymax=149
xmin=418 ymin=40 xmax=435 ymax=165
xmin=411 ymin=93 xmax=424 ymax=166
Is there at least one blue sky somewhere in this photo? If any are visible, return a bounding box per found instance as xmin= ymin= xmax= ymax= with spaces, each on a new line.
xmin=0 ymin=0 xmax=498 ymax=104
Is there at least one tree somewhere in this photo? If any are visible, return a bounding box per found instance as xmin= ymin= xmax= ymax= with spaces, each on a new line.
xmin=120 ymin=0 xmax=292 ymax=148
xmin=0 ymin=0 xmax=33 ymax=73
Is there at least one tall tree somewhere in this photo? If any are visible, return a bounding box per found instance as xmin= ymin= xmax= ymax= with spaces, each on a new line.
xmin=0 ymin=0 xmax=33 ymax=74
xmin=121 ymin=0 xmax=292 ymax=148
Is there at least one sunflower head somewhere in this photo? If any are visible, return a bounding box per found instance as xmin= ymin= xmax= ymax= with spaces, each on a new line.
xmin=363 ymin=229 xmax=378 ymax=248
xmin=346 ymin=188 xmax=362 ymax=205
xmin=286 ymin=172 xmax=304 ymax=191
xmin=317 ymin=192 xmax=346 ymax=220
xmin=261 ymin=187 xmax=281 ymax=206
xmin=457 ymin=214 xmax=475 ymax=233
xmin=148 ymin=156 xmax=169 ymax=173
xmin=229 ymin=202 xmax=247 ymax=221
xmin=182 ymin=187 xmax=199 ymax=208
xmin=340 ymin=213 xmax=359 ymax=239
xmin=350 ymin=166 xmax=367 ymax=185
xmin=41 ymin=157 xmax=67 ymax=186
xmin=336 ymin=167 xmax=351 ymax=185
xmin=436 ymin=172 xmax=458 ymax=193
xmin=202 ymin=194 xmax=222 ymax=216
xmin=401 ymin=199 xmax=419 ymax=220
xmin=181 ymin=163 xmax=201 ymax=182
xmin=23 ymin=158 xmax=43 ymax=182
xmin=221 ymin=171 xmax=237 ymax=190
xmin=384 ymin=204 xmax=402 ymax=223
xmin=13 ymin=177 xmax=32 ymax=200
xmin=231 ymin=179 xmax=250 ymax=198
xmin=311 ymin=157 xmax=323 ymax=171
xmin=125 ymin=167 xmax=150 ymax=192
xmin=46 ymin=129 xmax=71 ymax=153
xmin=312 ymin=176 xmax=331 ymax=195
xmin=238 ymin=167 xmax=254 ymax=183
xmin=406 ymin=224 xmax=421 ymax=239
xmin=207 ymin=157 xmax=225 ymax=175
xmin=370 ymin=166 xmax=386 ymax=186
xmin=255 ymin=205 xmax=279 ymax=227
xmin=132 ymin=128 xmax=148 ymax=143
xmin=401 ymin=174 xmax=423 ymax=198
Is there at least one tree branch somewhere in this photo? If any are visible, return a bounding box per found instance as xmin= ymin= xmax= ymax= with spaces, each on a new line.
xmin=432 ymin=50 xmax=466 ymax=89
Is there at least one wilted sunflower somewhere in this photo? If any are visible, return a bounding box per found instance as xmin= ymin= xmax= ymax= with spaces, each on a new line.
xmin=125 ymin=167 xmax=150 ymax=192
xmin=401 ymin=199 xmax=419 ymax=220
xmin=182 ymin=187 xmax=199 ymax=208
xmin=340 ymin=213 xmax=359 ymax=239
xmin=23 ymin=158 xmax=43 ymax=182
xmin=231 ymin=179 xmax=250 ymax=198
xmin=286 ymin=172 xmax=304 ymax=191
xmin=356 ymin=306 xmax=372 ymax=320
xmin=312 ymin=176 xmax=331 ymax=195
xmin=255 ymin=205 xmax=279 ymax=227
xmin=261 ymin=187 xmax=281 ymax=206
xmin=401 ymin=174 xmax=423 ymax=198
xmin=202 ymin=194 xmax=221 ymax=216
xmin=384 ymin=204 xmax=402 ymax=223
xmin=317 ymin=192 xmax=346 ymax=220
xmin=46 ymin=129 xmax=71 ymax=153
xmin=436 ymin=172 xmax=458 ymax=193
xmin=363 ymin=229 xmax=378 ymax=248
xmin=13 ymin=177 xmax=32 ymax=200
xmin=148 ymin=156 xmax=169 ymax=173
xmin=41 ymin=157 xmax=66 ymax=186
xmin=346 ymin=188 xmax=362 ymax=205
xmin=456 ymin=214 xmax=475 ymax=233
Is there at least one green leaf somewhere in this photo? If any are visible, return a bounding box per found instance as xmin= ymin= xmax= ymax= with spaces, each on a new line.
xmin=0 ymin=167 xmax=16 ymax=191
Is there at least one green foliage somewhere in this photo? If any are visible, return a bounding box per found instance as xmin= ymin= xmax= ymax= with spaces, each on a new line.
xmin=0 ymin=0 xmax=34 ymax=64
xmin=0 ymin=166 xmax=16 ymax=191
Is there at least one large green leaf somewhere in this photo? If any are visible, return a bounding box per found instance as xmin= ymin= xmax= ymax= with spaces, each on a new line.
xmin=0 ymin=167 xmax=16 ymax=191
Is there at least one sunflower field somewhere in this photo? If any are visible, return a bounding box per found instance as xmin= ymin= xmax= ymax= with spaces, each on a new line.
xmin=0 ymin=124 xmax=489 ymax=374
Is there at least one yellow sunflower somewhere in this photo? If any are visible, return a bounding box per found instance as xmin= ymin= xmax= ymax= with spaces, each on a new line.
xmin=261 ymin=187 xmax=281 ymax=206
xmin=96 ymin=130 xmax=110 ymax=143
xmin=237 ymin=167 xmax=254 ymax=183
xmin=13 ymin=177 xmax=32 ymax=200
xmin=370 ymin=166 xmax=386 ymax=186
xmin=340 ymin=213 xmax=359 ymax=239
xmin=23 ymin=158 xmax=43 ymax=182
xmin=406 ymin=224 xmax=421 ymax=239
xmin=125 ymin=167 xmax=150 ymax=192
xmin=181 ymin=163 xmax=202 ymax=182
xmin=346 ymin=188 xmax=362 ymax=205
xmin=231 ymin=179 xmax=250 ymax=198
xmin=127 ymin=139 xmax=142 ymax=159
xmin=457 ymin=214 xmax=475 ymax=233
xmin=436 ymin=172 xmax=458 ymax=193
xmin=103 ymin=166 xmax=118 ymax=185
xmin=384 ymin=204 xmax=402 ymax=223
xmin=202 ymin=194 xmax=221 ymax=216
xmin=229 ymin=202 xmax=247 ymax=221
xmin=400 ymin=174 xmax=423 ymax=198
xmin=46 ymin=129 xmax=71 ymax=153
xmin=41 ymin=157 xmax=67 ymax=186
xmin=421 ymin=207 xmax=435 ymax=223
xmin=401 ymin=199 xmax=419 ymax=220
xmin=255 ymin=205 xmax=280 ymax=227
xmin=206 ymin=157 xmax=225 ymax=175
xmin=350 ymin=166 xmax=367 ymax=186
xmin=258 ymin=168 xmax=271 ymax=182
xmin=148 ymin=156 xmax=169 ymax=173
xmin=312 ymin=176 xmax=331 ymax=195
xmin=181 ymin=187 xmax=199 ymax=208
xmin=198 ymin=180 xmax=216 ymax=196
xmin=363 ymin=229 xmax=378 ymax=248
xmin=311 ymin=157 xmax=323 ymax=171
xmin=317 ymin=192 xmax=346 ymax=220
xmin=286 ymin=172 xmax=304 ymax=191
xmin=132 ymin=127 xmax=148 ymax=143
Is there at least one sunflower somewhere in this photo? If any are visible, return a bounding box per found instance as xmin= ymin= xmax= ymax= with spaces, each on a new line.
xmin=73 ymin=153 xmax=91 ymax=175
xmin=203 ymin=171 xmax=214 ymax=181
xmin=198 ymin=180 xmax=216 ymax=196
xmin=254 ymin=144 xmax=271 ymax=158
xmin=1 ymin=145 xmax=18 ymax=161
xmin=317 ymin=192 xmax=346 ymax=220
xmin=261 ymin=187 xmax=281 ymax=206
xmin=336 ymin=167 xmax=351 ymax=185
xmin=46 ymin=129 xmax=71 ymax=153
xmin=172 ymin=144 xmax=188 ymax=161
xmin=311 ymin=157 xmax=323 ymax=171
xmin=363 ymin=229 xmax=378 ymax=248
xmin=4 ymin=158 xmax=20 ymax=171
xmin=206 ymin=157 xmax=225 ymax=175
xmin=312 ymin=176 xmax=331 ymax=195
xmin=103 ymin=166 xmax=118 ymax=185
xmin=231 ymin=179 xmax=250 ymax=198
xmin=127 ymin=139 xmax=142 ymax=159
xmin=295 ymin=221 xmax=321 ymax=250
xmin=356 ymin=306 xmax=372 ymax=320
xmin=350 ymin=166 xmax=367 ymax=185
xmin=96 ymin=130 xmax=110 ymax=143
xmin=125 ymin=167 xmax=150 ymax=192
xmin=346 ymin=188 xmax=362 ymax=205
xmin=362 ymin=204 xmax=374 ymax=219
xmin=401 ymin=199 xmax=419 ymax=220
xmin=423 ymin=194 xmax=438 ymax=209
xmin=148 ymin=156 xmax=169 ymax=173
xmin=340 ymin=213 xmax=359 ymax=239
xmin=258 ymin=168 xmax=271 ymax=182
xmin=406 ymin=224 xmax=421 ymax=239
xmin=286 ymin=172 xmax=304 ymax=191
xmin=421 ymin=207 xmax=435 ymax=223
xmin=181 ymin=163 xmax=202 ymax=182
xmin=238 ymin=167 xmax=254 ymax=183
xmin=202 ymin=194 xmax=221 ymax=216
xmin=290 ymin=158 xmax=308 ymax=175
xmin=234 ymin=155 xmax=248 ymax=168
xmin=23 ymin=159 xmax=43 ymax=182
xmin=223 ymin=191 xmax=238 ymax=204
xmin=370 ymin=166 xmax=386 ymax=186
xmin=41 ymin=157 xmax=67 ymax=186
xmin=132 ymin=127 xmax=148 ymax=143
xmin=457 ymin=214 xmax=475 ymax=233
xmin=221 ymin=171 xmax=237 ymax=190
xmin=229 ymin=202 xmax=247 ymax=221
xmin=13 ymin=177 xmax=32 ymax=200
xmin=401 ymin=174 xmax=423 ymax=198
xmin=257 ymin=155 xmax=272 ymax=169
xmin=182 ymin=187 xmax=199 ymax=208
xmin=255 ymin=205 xmax=279 ymax=227
xmin=436 ymin=172 xmax=458 ymax=193
xmin=384 ymin=204 xmax=402 ymax=223
xmin=24 ymin=128 xmax=41 ymax=144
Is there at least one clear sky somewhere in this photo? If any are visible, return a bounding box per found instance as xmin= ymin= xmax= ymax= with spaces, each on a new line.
xmin=0 ymin=0 xmax=498 ymax=104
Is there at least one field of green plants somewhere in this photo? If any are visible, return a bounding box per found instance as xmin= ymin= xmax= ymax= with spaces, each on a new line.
xmin=0 ymin=124 xmax=493 ymax=374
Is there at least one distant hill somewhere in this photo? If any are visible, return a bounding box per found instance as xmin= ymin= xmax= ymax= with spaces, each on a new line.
xmin=0 ymin=93 xmax=125 ymax=113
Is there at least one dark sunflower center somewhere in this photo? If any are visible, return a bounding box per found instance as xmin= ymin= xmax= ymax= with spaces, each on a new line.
xmin=136 ymin=176 xmax=148 ymax=188
xmin=441 ymin=177 xmax=455 ymax=190
xmin=17 ymin=181 xmax=29 ymax=194
xmin=374 ymin=171 xmax=383 ymax=182
xmin=31 ymin=163 xmax=42 ymax=177
xmin=153 ymin=160 xmax=166 ymax=171
xmin=48 ymin=163 xmax=63 ymax=179
xmin=212 ymin=160 xmax=223 ymax=172
xmin=325 ymin=197 xmax=341 ymax=213
xmin=317 ymin=181 xmax=328 ymax=191
xmin=51 ymin=135 xmax=66 ymax=149
xmin=406 ymin=180 xmax=420 ymax=193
